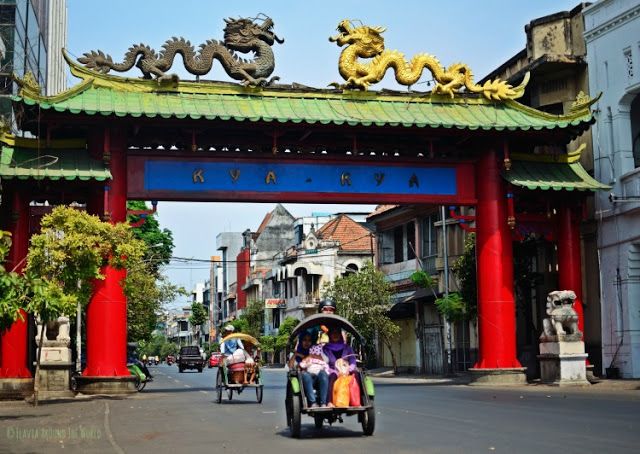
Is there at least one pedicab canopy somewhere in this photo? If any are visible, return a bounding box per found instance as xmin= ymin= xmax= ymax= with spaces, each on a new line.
xmin=221 ymin=332 xmax=260 ymax=346
xmin=288 ymin=314 xmax=364 ymax=345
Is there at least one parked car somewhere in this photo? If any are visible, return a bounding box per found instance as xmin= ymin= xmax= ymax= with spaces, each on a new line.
xmin=209 ymin=352 xmax=223 ymax=368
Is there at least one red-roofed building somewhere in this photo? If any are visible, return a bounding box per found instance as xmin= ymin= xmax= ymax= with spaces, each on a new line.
xmin=268 ymin=213 xmax=374 ymax=322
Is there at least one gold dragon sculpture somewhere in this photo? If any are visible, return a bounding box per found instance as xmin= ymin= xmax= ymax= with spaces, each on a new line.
xmin=329 ymin=20 xmax=529 ymax=100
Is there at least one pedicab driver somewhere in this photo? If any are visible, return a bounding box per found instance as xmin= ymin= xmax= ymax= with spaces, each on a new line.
xmin=220 ymin=325 xmax=254 ymax=367
xmin=317 ymin=300 xmax=337 ymax=343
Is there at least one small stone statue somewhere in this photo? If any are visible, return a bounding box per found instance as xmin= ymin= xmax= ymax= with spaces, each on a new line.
xmin=541 ymin=290 xmax=581 ymax=339
xmin=35 ymin=315 xmax=71 ymax=346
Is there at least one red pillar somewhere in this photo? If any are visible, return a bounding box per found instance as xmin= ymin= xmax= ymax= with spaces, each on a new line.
xmin=557 ymin=205 xmax=585 ymax=334
xmin=83 ymin=130 xmax=129 ymax=376
xmin=0 ymin=191 xmax=32 ymax=378
xmin=473 ymin=150 xmax=521 ymax=369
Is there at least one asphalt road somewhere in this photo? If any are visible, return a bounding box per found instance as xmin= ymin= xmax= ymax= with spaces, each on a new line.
xmin=1 ymin=364 xmax=639 ymax=453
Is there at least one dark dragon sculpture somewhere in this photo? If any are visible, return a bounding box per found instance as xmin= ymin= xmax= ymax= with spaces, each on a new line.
xmin=78 ymin=15 xmax=284 ymax=86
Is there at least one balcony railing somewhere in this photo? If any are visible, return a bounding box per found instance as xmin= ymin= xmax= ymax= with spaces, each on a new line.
xmin=423 ymin=254 xmax=437 ymax=275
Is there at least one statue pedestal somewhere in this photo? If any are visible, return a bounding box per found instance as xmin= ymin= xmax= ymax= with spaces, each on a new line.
xmin=35 ymin=343 xmax=75 ymax=399
xmin=538 ymin=337 xmax=590 ymax=386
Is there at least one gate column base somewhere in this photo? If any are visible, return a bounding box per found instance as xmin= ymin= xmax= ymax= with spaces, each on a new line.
xmin=468 ymin=367 xmax=527 ymax=386
xmin=74 ymin=376 xmax=137 ymax=395
xmin=0 ymin=378 xmax=33 ymax=400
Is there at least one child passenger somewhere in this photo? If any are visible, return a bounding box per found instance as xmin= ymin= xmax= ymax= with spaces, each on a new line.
xmin=300 ymin=344 xmax=329 ymax=408
xmin=288 ymin=331 xmax=315 ymax=369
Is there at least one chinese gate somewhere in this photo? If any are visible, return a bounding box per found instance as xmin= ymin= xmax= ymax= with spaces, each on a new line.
xmin=0 ymin=17 xmax=607 ymax=391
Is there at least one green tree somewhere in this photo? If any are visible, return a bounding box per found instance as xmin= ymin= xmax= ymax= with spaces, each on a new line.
xmin=139 ymin=333 xmax=167 ymax=357
xmin=241 ymin=299 xmax=265 ymax=338
xmin=0 ymin=231 xmax=27 ymax=332
xmin=160 ymin=342 xmax=179 ymax=359
xmin=230 ymin=317 xmax=249 ymax=334
xmin=411 ymin=233 xmax=477 ymax=323
xmin=265 ymin=317 xmax=301 ymax=364
xmin=450 ymin=233 xmax=477 ymax=320
xmin=125 ymin=274 xmax=185 ymax=343
xmin=189 ymin=302 xmax=208 ymax=346
xmin=126 ymin=201 xmax=181 ymax=342
xmin=127 ymin=201 xmax=173 ymax=274
xmin=274 ymin=316 xmax=300 ymax=354
xmin=25 ymin=206 xmax=146 ymax=405
xmin=323 ymin=261 xmax=400 ymax=373
xmin=259 ymin=335 xmax=276 ymax=365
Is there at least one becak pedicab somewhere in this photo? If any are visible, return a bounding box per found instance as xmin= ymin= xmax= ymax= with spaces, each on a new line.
xmin=215 ymin=330 xmax=263 ymax=403
xmin=284 ymin=313 xmax=376 ymax=438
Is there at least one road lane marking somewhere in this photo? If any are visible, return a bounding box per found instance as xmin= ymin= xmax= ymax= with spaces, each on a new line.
xmin=262 ymin=411 xmax=276 ymax=414
xmin=184 ymin=384 xmax=191 ymax=388
xmin=382 ymin=406 xmax=475 ymax=424
xmin=104 ymin=402 xmax=125 ymax=454
xmin=200 ymin=390 xmax=209 ymax=395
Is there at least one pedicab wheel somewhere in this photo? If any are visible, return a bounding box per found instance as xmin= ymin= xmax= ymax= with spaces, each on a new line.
xmin=256 ymin=385 xmax=263 ymax=403
xmin=136 ymin=378 xmax=146 ymax=392
xmin=361 ymin=407 xmax=375 ymax=436
xmin=290 ymin=393 xmax=302 ymax=438
xmin=215 ymin=369 xmax=223 ymax=404
xmin=132 ymin=376 xmax=142 ymax=391
xmin=227 ymin=387 xmax=233 ymax=400
xmin=314 ymin=414 xmax=323 ymax=429
xmin=70 ymin=373 xmax=79 ymax=392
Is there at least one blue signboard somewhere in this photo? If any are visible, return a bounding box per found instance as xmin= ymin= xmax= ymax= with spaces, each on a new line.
xmin=143 ymin=160 xmax=456 ymax=196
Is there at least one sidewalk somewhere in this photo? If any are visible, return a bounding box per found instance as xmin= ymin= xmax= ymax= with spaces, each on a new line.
xmin=367 ymin=367 xmax=640 ymax=391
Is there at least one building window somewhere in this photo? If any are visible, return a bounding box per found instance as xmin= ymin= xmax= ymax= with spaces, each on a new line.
xmin=294 ymin=224 xmax=304 ymax=245
xmin=540 ymin=78 xmax=568 ymax=95
xmin=343 ymin=263 xmax=358 ymax=276
xmin=624 ymin=48 xmax=634 ymax=80
xmin=406 ymin=221 xmax=416 ymax=260
xmin=421 ymin=215 xmax=438 ymax=274
xmin=631 ymin=94 xmax=640 ymax=169
xmin=634 ymin=133 xmax=640 ymax=169
xmin=393 ymin=226 xmax=404 ymax=263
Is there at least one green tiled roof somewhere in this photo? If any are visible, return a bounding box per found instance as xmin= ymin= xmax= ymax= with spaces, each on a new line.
xmin=10 ymin=52 xmax=596 ymax=134
xmin=504 ymin=159 xmax=610 ymax=192
xmin=0 ymin=146 xmax=111 ymax=181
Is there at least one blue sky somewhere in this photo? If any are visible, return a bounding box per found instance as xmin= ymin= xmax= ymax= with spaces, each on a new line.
xmin=66 ymin=0 xmax=582 ymax=306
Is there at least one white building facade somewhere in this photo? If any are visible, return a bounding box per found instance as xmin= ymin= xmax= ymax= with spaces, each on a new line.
xmin=584 ymin=0 xmax=640 ymax=378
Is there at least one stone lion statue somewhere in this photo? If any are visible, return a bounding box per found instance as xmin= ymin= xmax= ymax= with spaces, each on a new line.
xmin=35 ymin=315 xmax=71 ymax=345
xmin=541 ymin=290 xmax=581 ymax=339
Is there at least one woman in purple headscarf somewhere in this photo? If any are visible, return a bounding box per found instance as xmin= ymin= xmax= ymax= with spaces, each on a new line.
xmin=323 ymin=325 xmax=356 ymax=405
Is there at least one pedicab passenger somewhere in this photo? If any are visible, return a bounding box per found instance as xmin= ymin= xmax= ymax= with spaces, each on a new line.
xmin=300 ymin=344 xmax=330 ymax=408
xmin=323 ymin=326 xmax=357 ymax=406
xmin=288 ymin=331 xmax=316 ymax=369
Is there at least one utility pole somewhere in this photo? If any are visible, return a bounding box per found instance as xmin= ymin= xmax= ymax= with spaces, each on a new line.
xmin=441 ymin=205 xmax=453 ymax=375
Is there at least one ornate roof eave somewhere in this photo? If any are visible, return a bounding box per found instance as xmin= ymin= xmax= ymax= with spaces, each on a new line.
xmin=506 ymin=144 xmax=610 ymax=192
xmin=10 ymin=50 xmax=595 ymax=136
